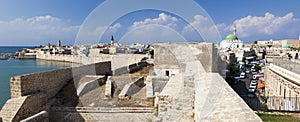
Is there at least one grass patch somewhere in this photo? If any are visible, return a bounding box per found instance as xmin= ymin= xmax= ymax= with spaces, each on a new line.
xmin=257 ymin=113 xmax=300 ymax=122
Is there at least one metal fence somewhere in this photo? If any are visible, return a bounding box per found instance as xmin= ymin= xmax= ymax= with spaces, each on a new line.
xmin=240 ymin=95 xmax=268 ymax=111
xmin=271 ymin=57 xmax=300 ymax=75
xmin=240 ymin=95 xmax=300 ymax=112
xmin=267 ymin=96 xmax=300 ymax=112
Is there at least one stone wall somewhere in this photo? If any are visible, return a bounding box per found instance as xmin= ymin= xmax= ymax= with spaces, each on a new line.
xmin=154 ymin=44 xmax=181 ymax=77
xmin=10 ymin=61 xmax=111 ymax=99
xmin=153 ymin=43 xmax=261 ymax=121
xmin=153 ymin=43 xmax=224 ymax=76
xmin=49 ymin=111 xmax=153 ymax=122
xmin=1 ymin=62 xmax=111 ymax=121
xmin=0 ymin=93 xmax=47 ymax=122
xmin=194 ymin=73 xmax=262 ymax=121
xmin=36 ymin=53 xmax=112 ymax=65
xmin=36 ymin=52 xmax=147 ymax=66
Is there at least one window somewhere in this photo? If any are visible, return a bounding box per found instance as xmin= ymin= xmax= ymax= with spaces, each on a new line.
xmin=165 ymin=70 xmax=169 ymax=76
xmin=279 ymin=85 xmax=281 ymax=95
xmin=289 ymin=90 xmax=291 ymax=100
xmin=296 ymin=95 xmax=298 ymax=109
xmin=284 ymin=88 xmax=286 ymax=99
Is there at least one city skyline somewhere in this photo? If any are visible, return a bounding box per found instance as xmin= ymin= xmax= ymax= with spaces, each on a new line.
xmin=0 ymin=0 xmax=300 ymax=46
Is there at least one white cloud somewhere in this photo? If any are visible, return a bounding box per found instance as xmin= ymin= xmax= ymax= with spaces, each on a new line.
xmin=121 ymin=13 xmax=185 ymax=44
xmin=129 ymin=13 xmax=179 ymax=31
xmin=182 ymin=15 xmax=221 ymax=42
xmin=219 ymin=12 xmax=300 ymax=42
xmin=0 ymin=15 xmax=79 ymax=46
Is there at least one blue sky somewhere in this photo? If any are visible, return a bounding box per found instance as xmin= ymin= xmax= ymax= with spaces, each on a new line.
xmin=0 ymin=0 xmax=300 ymax=46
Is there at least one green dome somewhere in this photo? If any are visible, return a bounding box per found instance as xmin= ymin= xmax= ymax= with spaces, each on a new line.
xmin=282 ymin=44 xmax=290 ymax=48
xmin=225 ymin=34 xmax=238 ymax=40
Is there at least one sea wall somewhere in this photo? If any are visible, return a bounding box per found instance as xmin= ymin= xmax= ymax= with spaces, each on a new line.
xmin=36 ymin=53 xmax=148 ymax=66
xmin=10 ymin=61 xmax=111 ymax=99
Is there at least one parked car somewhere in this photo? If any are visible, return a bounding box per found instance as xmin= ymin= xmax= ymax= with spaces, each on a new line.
xmin=248 ymin=88 xmax=255 ymax=98
xmin=249 ymin=83 xmax=257 ymax=89
xmin=240 ymin=72 xmax=246 ymax=79
xmin=246 ymin=69 xmax=250 ymax=74
xmin=252 ymin=71 xmax=258 ymax=75
xmin=250 ymin=80 xmax=257 ymax=86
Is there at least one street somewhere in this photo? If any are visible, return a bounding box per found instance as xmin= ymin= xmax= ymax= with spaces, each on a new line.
xmin=231 ymin=65 xmax=265 ymax=111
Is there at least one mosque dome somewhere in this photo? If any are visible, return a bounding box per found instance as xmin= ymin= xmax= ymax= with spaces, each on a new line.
xmin=225 ymin=34 xmax=238 ymax=41
xmin=282 ymin=44 xmax=291 ymax=48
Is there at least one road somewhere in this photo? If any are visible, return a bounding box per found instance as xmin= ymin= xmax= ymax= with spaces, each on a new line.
xmin=231 ymin=66 xmax=265 ymax=111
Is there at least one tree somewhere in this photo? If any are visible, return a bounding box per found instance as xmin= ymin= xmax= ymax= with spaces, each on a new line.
xmin=254 ymin=65 xmax=261 ymax=71
xmin=230 ymin=66 xmax=240 ymax=75
xmin=149 ymin=50 xmax=154 ymax=58
xmin=287 ymin=53 xmax=292 ymax=60
xmin=253 ymin=41 xmax=258 ymax=45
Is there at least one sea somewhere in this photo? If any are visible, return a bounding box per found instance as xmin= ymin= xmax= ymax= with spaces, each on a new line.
xmin=0 ymin=46 xmax=74 ymax=109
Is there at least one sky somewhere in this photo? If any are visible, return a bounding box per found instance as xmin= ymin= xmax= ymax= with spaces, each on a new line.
xmin=0 ymin=0 xmax=300 ymax=46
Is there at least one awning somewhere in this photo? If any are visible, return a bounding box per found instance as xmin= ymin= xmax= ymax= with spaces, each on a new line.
xmin=257 ymin=80 xmax=265 ymax=89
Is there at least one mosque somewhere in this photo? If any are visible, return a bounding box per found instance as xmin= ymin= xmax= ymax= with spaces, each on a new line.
xmin=220 ymin=25 xmax=243 ymax=49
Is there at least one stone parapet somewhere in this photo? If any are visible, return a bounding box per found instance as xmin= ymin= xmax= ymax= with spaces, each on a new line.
xmin=0 ymin=93 xmax=47 ymax=122
xmin=1 ymin=62 xmax=111 ymax=122
xmin=50 ymin=107 xmax=153 ymax=113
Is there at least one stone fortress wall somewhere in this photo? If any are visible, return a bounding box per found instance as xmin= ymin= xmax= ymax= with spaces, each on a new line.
xmin=36 ymin=52 xmax=147 ymax=66
xmin=0 ymin=62 xmax=111 ymax=122
xmin=0 ymin=43 xmax=263 ymax=121
xmin=0 ymin=51 xmax=148 ymax=122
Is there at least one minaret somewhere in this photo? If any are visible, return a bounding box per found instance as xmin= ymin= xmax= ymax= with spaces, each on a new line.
xmin=111 ymin=35 xmax=115 ymax=46
xmin=234 ymin=24 xmax=237 ymax=36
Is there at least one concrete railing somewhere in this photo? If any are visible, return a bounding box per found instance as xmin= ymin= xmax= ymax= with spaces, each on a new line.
xmin=269 ymin=63 xmax=300 ymax=85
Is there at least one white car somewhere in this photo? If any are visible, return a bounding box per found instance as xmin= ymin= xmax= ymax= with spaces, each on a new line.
xmin=251 ymin=80 xmax=257 ymax=83
xmin=240 ymin=72 xmax=246 ymax=79
xmin=252 ymin=72 xmax=258 ymax=75
xmin=249 ymin=83 xmax=257 ymax=89
xmin=250 ymin=81 xmax=257 ymax=86
xmin=248 ymin=88 xmax=255 ymax=93
xmin=246 ymin=69 xmax=250 ymax=74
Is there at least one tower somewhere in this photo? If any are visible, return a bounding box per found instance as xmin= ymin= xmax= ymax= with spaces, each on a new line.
xmin=111 ymin=35 xmax=115 ymax=46
xmin=57 ymin=40 xmax=61 ymax=47
xmin=234 ymin=24 xmax=237 ymax=36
